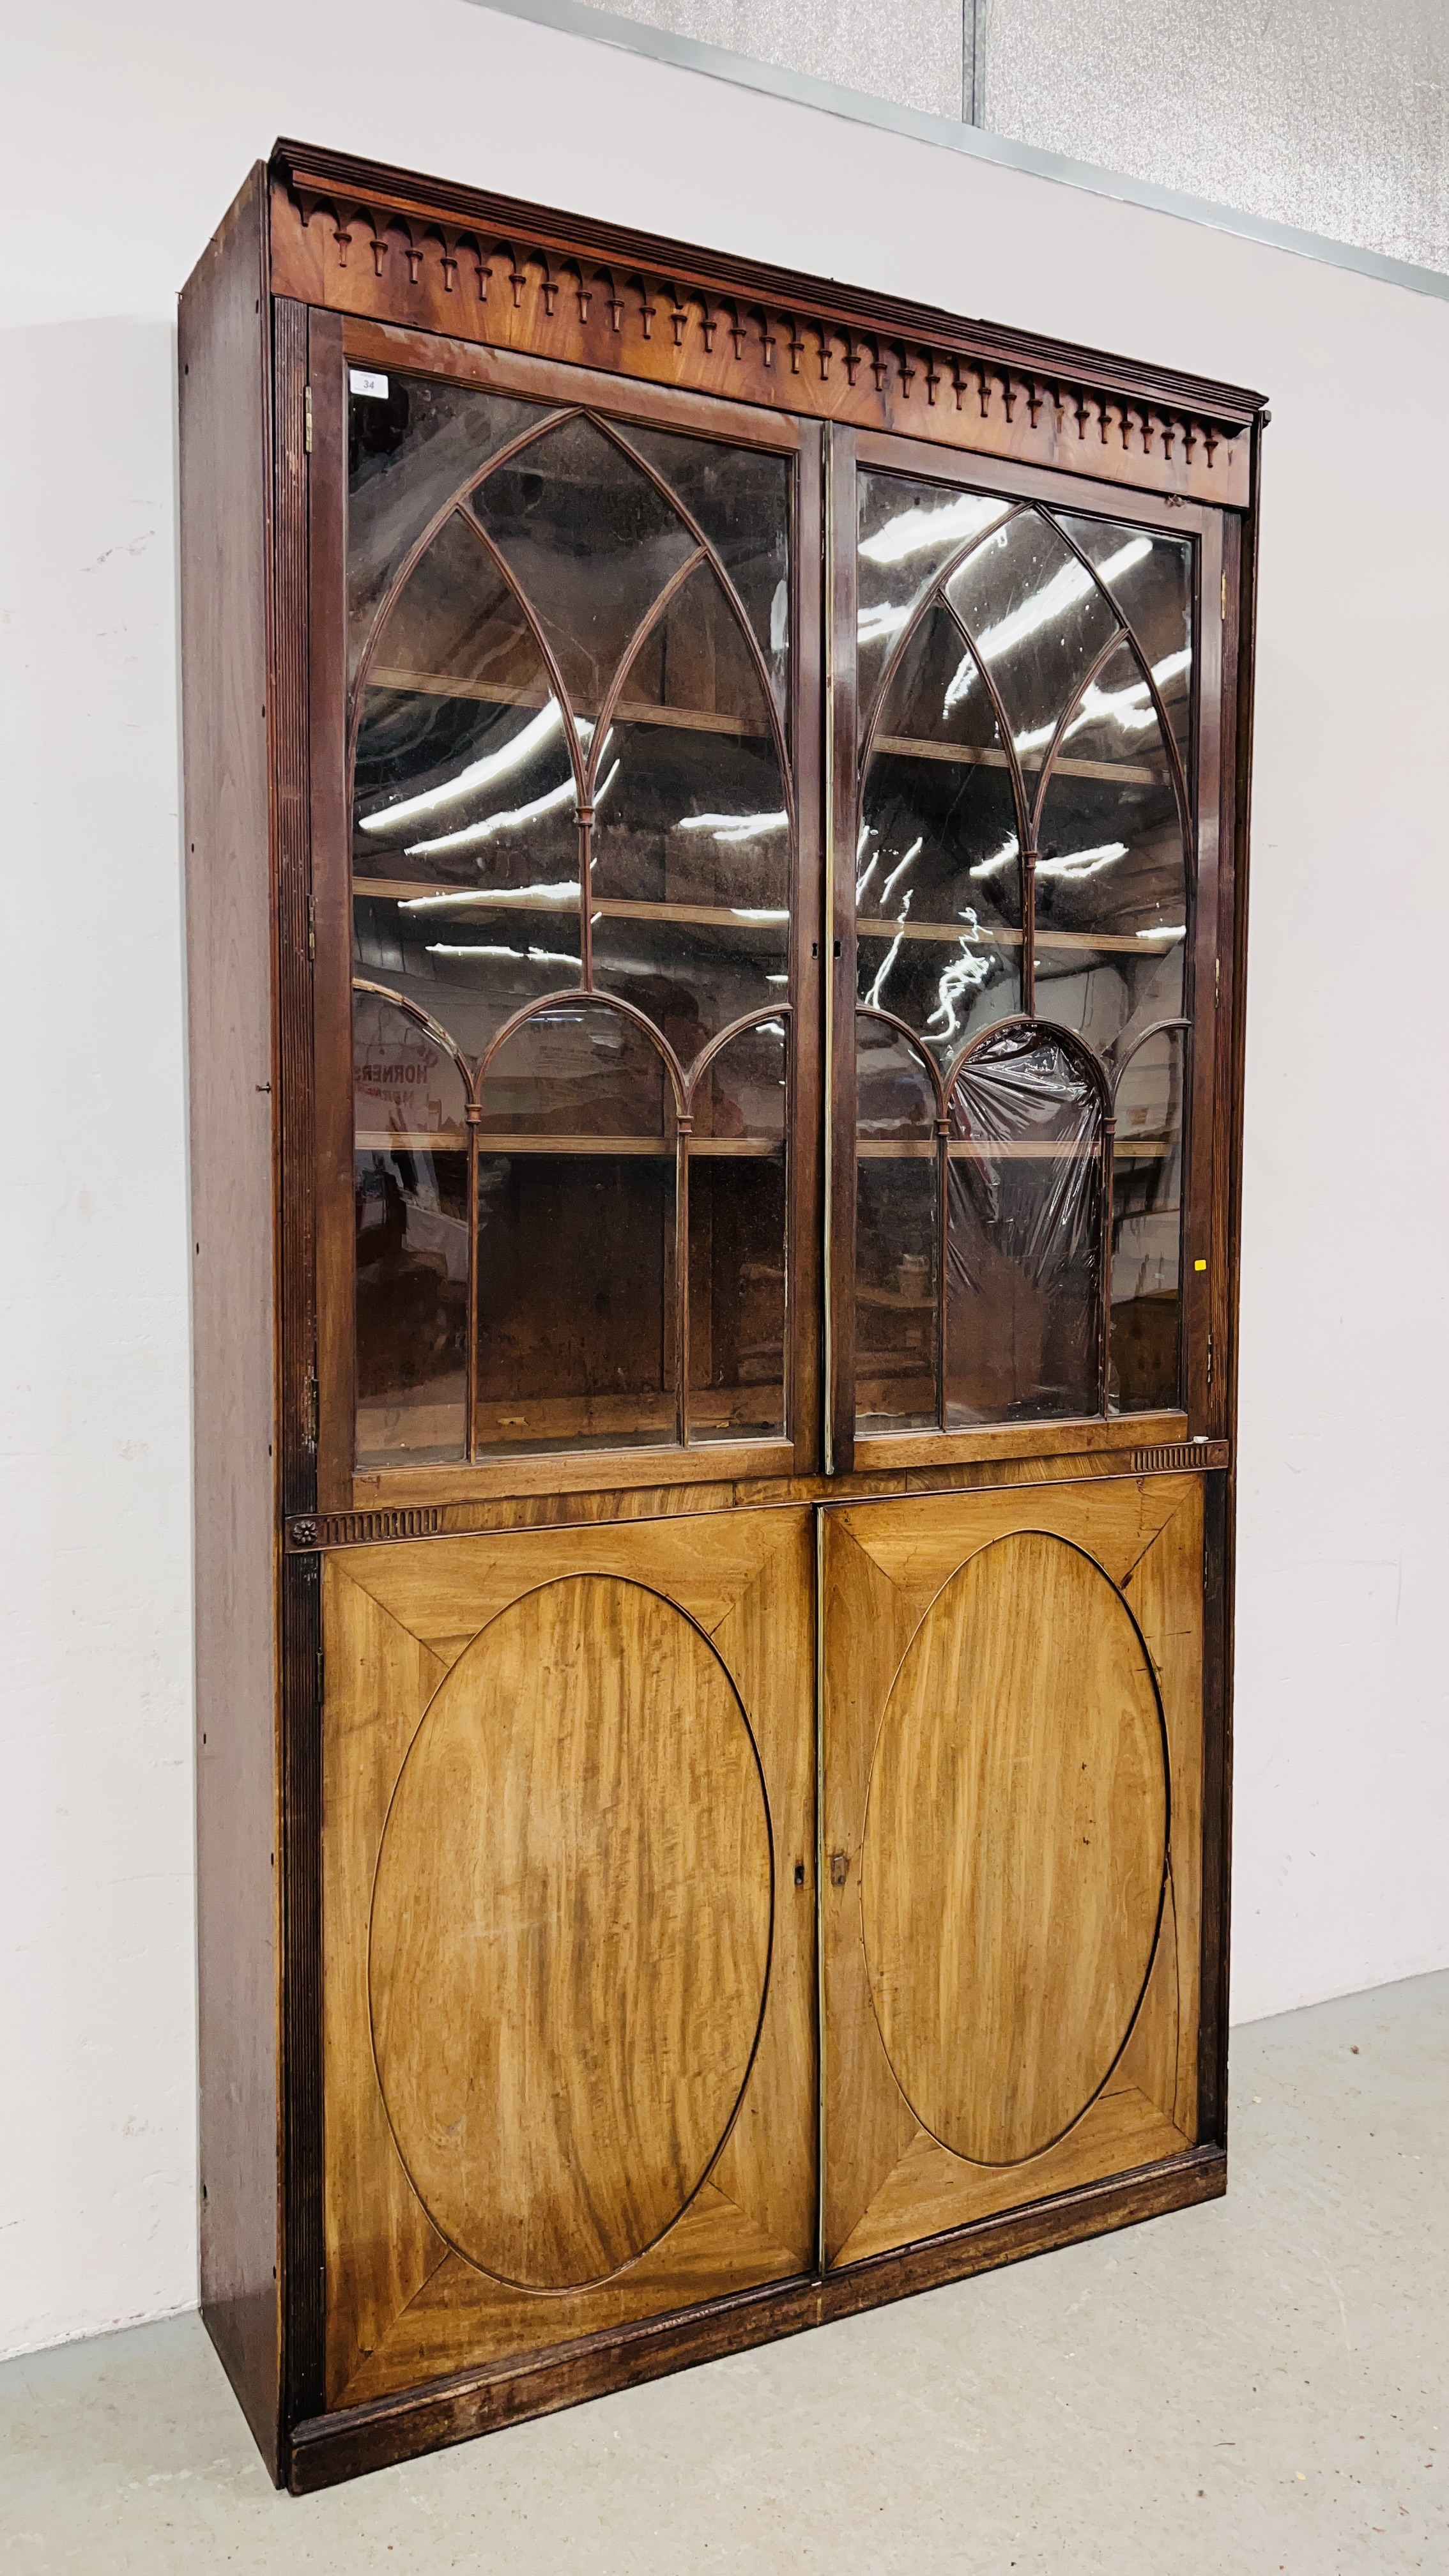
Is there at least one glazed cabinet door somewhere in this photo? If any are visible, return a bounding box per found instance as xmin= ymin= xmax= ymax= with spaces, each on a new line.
xmin=821 ymin=1471 xmax=1206 ymax=2269
xmin=320 ymin=1506 xmax=816 ymax=2407
xmin=831 ymin=433 xmax=1222 ymax=1470
xmin=316 ymin=339 xmax=823 ymax=1512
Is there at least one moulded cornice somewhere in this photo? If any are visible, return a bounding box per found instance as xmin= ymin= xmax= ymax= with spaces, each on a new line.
xmin=268 ymin=141 xmax=1264 ymax=508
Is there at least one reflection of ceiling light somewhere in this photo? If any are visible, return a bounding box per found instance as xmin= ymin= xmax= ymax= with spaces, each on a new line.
xmin=767 ymin=974 xmax=789 ymax=985
xmin=863 ymin=931 xmax=903 ymax=1011
xmin=969 ymin=836 xmax=1020 ymax=882
xmin=426 ymin=944 xmax=578 ymax=966
xmin=408 ymin=772 xmax=574 ymax=855
xmin=881 ymin=838 xmax=923 ymax=903
xmin=1137 ymin=924 xmax=1186 ymax=940
xmin=926 ymin=948 xmax=991 ymax=1043
xmin=360 ymin=702 xmax=570 ymax=836
xmin=406 ymin=755 xmax=618 ymax=859
xmin=1036 ymin=840 xmax=1128 ymax=880
xmin=1011 ymin=649 xmax=1192 ymax=760
xmin=859 ymin=493 xmax=1011 ymax=567
xmin=857 ymin=601 xmax=912 ymax=648
xmin=402 ymin=880 xmax=579 ymax=912
xmin=944 ymin=536 xmax=1152 ymax=712
xmin=675 ymin=810 xmax=789 ymax=845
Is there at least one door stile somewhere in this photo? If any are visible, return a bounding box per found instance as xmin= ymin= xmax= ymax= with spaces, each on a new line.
xmin=307 ymin=309 xmax=355 ymax=1516
xmin=813 ymin=1501 xmax=829 ymax=2276
xmin=1185 ymin=510 xmax=1225 ymax=1434
xmin=279 ymin=298 xmax=335 ymax=2443
xmin=675 ymin=1123 xmax=692 ymax=1448
xmin=790 ymin=429 xmax=827 ymax=1473
xmin=825 ymin=426 xmax=859 ymax=1473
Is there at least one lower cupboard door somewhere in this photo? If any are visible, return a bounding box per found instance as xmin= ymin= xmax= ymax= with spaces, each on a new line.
xmin=821 ymin=1475 xmax=1205 ymax=2271
xmin=320 ymin=1507 xmax=817 ymax=2410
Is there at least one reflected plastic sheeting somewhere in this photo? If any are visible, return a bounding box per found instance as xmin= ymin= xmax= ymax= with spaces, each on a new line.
xmin=353 ymin=990 xmax=470 ymax=1465
xmin=946 ymin=1027 xmax=1103 ymax=1425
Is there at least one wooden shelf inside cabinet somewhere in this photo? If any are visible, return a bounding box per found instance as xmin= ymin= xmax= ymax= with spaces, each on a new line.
xmin=355 ymin=1131 xmax=781 ymax=1156
xmin=855 ymin=1137 xmax=1173 ymax=1162
xmin=855 ymin=916 xmax=1186 ymax=956
xmin=873 ymin=732 xmax=1170 ymax=788
xmin=354 ymin=882 xmax=791 ymax=938
xmin=367 ymin=666 xmax=772 ymax=742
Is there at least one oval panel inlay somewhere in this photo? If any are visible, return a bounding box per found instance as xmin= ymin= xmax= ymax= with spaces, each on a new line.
xmin=861 ymin=1531 xmax=1166 ymax=2166
xmin=369 ymin=1574 xmax=772 ymax=2290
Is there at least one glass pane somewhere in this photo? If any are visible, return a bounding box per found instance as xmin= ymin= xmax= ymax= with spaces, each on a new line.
xmin=349 ymin=374 xmax=548 ymax=686
xmin=857 ymin=470 xmax=1015 ymax=726
xmin=1033 ymin=636 xmax=1186 ymax=1057
xmin=858 ymin=604 xmax=1022 ymax=1064
xmin=471 ymin=413 xmax=697 ymax=710
xmin=1056 ymin=513 xmax=1194 ymax=765
xmin=1110 ymin=1029 xmax=1185 ymax=1414
xmin=475 ymin=1004 xmax=678 ymax=1455
xmin=688 ymin=1023 xmax=787 ymax=1442
xmin=353 ymin=516 xmax=583 ymax=1055
xmin=592 ymin=563 xmax=790 ymax=1060
xmin=362 ymin=509 xmax=549 ymax=709
xmin=855 ymin=1015 xmax=940 ymax=1434
xmin=353 ymin=992 xmax=470 ymax=1466
xmin=944 ymin=508 xmax=1121 ymax=776
xmin=946 ymin=1027 xmax=1103 ymax=1424
xmin=621 ymin=423 xmax=791 ymax=719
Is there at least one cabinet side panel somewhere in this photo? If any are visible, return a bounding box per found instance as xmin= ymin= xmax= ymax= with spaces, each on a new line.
xmin=180 ymin=162 xmax=281 ymax=2478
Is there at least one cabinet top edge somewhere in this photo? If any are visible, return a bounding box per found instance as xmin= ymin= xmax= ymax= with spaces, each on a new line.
xmin=263 ymin=139 xmax=1264 ymax=510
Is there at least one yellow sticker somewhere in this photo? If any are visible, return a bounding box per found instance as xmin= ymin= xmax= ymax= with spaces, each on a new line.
xmin=1193 ymin=1259 xmax=1208 ymax=1271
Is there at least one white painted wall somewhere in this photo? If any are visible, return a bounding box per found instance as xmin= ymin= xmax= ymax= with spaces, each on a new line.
xmin=3 ymin=0 xmax=1446 ymax=2361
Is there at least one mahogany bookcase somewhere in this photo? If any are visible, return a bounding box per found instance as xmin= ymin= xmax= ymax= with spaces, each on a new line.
xmin=180 ymin=141 xmax=1263 ymax=2492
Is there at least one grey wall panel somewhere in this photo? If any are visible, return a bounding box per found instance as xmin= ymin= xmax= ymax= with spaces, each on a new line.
xmin=983 ymin=0 xmax=1448 ymax=274
xmin=601 ymin=0 xmax=964 ymax=121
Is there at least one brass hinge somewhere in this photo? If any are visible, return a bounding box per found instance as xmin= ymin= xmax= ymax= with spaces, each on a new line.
xmin=1206 ymin=1330 xmax=1215 ymax=1390
xmin=304 ymin=1363 xmax=319 ymax=1448
xmin=1221 ymin=569 xmax=1227 ymax=618
xmin=1215 ymin=953 xmax=1220 ymax=1008
xmin=307 ymin=893 xmax=316 ymax=960
xmin=303 ymin=385 xmax=313 ymax=455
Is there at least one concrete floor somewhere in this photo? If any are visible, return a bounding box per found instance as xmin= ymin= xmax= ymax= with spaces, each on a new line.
xmin=3 ymin=1973 xmax=1445 ymax=2573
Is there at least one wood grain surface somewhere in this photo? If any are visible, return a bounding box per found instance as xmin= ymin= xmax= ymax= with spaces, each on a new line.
xmin=823 ymin=1476 xmax=1202 ymax=2266
xmin=323 ymin=1508 xmax=815 ymax=2406
xmin=861 ymin=1531 xmax=1166 ymax=2166
xmin=369 ymin=1575 xmax=772 ymax=2291
xmin=179 ymin=162 xmax=282 ymax=2474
